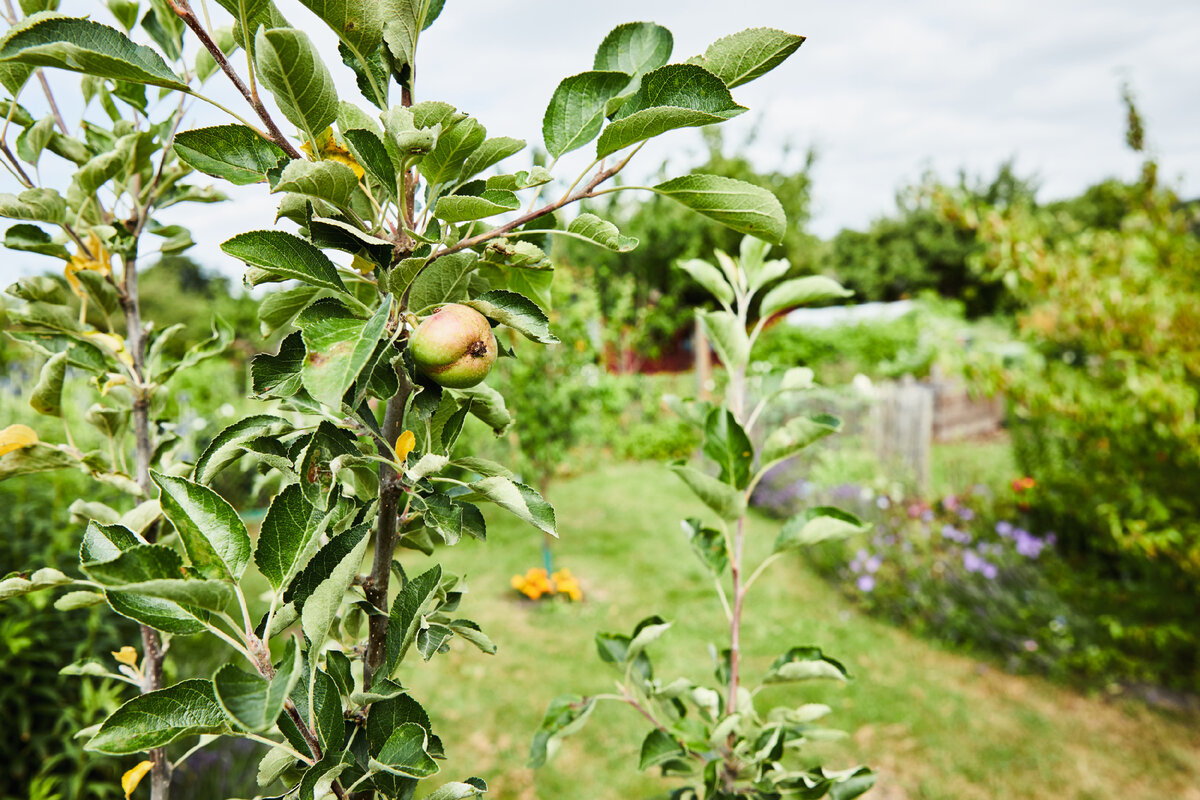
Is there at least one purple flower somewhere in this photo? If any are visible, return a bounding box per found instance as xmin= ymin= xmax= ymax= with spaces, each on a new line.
xmin=856 ymin=575 xmax=875 ymax=592
xmin=963 ymin=550 xmax=997 ymax=578
xmin=920 ymin=509 xmax=934 ymax=523
xmin=943 ymin=495 xmax=959 ymax=510
xmin=1014 ymin=530 xmax=1045 ymax=558
xmin=865 ymin=555 xmax=882 ymax=574
xmin=958 ymin=507 xmax=976 ymax=522
xmin=941 ymin=524 xmax=971 ymax=544
xmin=876 ymin=495 xmax=891 ymax=510
xmin=995 ymin=520 xmax=1013 ymax=537
xmin=1045 ymin=531 xmax=1057 ymax=546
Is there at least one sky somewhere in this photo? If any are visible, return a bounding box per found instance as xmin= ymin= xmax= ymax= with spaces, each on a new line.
xmin=2 ymin=0 xmax=1199 ymax=283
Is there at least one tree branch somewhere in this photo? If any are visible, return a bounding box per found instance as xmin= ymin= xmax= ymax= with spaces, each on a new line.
xmin=363 ymin=370 xmax=411 ymax=689
xmin=120 ymin=241 xmax=171 ymax=800
xmin=165 ymin=0 xmax=303 ymax=160
xmin=428 ymin=147 xmax=640 ymax=263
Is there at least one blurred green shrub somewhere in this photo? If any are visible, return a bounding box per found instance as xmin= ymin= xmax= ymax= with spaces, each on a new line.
xmin=0 ymin=463 xmax=133 ymax=800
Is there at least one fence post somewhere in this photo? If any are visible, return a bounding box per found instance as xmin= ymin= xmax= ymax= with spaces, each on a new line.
xmin=872 ymin=376 xmax=933 ymax=493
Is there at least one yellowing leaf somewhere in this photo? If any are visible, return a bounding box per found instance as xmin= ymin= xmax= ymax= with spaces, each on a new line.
xmin=64 ymin=233 xmax=112 ymax=295
xmin=395 ymin=430 xmax=416 ymax=462
xmin=302 ymin=134 xmax=365 ymax=179
xmin=111 ymin=646 xmax=139 ymax=667
xmin=84 ymin=332 xmax=134 ymax=369
xmin=122 ymin=760 xmax=153 ymax=799
xmin=0 ymin=424 xmax=38 ymax=457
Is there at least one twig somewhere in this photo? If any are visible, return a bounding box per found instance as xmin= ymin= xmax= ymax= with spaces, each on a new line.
xmin=165 ymin=0 xmax=302 ymax=159
xmin=428 ymin=144 xmax=643 ymax=263
xmin=35 ymin=70 xmax=68 ymax=134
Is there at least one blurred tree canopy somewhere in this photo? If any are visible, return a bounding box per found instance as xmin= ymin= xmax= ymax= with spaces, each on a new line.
xmin=821 ymin=162 xmax=1036 ymax=317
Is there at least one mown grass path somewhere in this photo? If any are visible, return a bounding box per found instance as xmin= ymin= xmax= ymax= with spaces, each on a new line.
xmin=402 ymin=462 xmax=1200 ymax=800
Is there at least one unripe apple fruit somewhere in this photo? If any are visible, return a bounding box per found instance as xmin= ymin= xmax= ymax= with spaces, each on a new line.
xmin=409 ymin=303 xmax=497 ymax=388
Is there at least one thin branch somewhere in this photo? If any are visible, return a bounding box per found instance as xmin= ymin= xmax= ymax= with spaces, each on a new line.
xmin=0 ymin=139 xmax=33 ymax=187
xmin=165 ymin=0 xmax=302 ymax=159
xmin=429 ymin=145 xmax=645 ymax=263
xmin=35 ymin=70 xmax=68 ymax=134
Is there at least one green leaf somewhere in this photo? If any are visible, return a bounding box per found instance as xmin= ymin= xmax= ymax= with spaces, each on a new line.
xmin=173 ymin=125 xmax=287 ymax=186
xmin=448 ymin=619 xmax=496 ymax=655
xmin=639 ymin=728 xmax=686 ymax=771
xmin=214 ymin=638 xmax=300 ymax=731
xmin=776 ymin=507 xmax=869 ymax=552
xmin=566 ymin=212 xmax=638 ymax=252
xmin=301 ymin=518 xmax=369 ymax=646
xmin=296 ymin=0 xmax=382 ymax=59
xmin=435 ymin=189 xmax=519 ymax=223
xmin=703 ymin=407 xmax=753 ymax=489
xmin=763 ymin=647 xmax=850 ymax=684
xmin=596 ymin=64 xmax=744 ymax=158
xmin=593 ymin=21 xmax=672 ymax=89
xmin=251 ymin=330 xmax=306 ymax=397
xmin=542 ymin=70 xmax=630 ymax=158
xmin=16 ymin=115 xmax=55 ymax=166
xmin=424 ymin=782 xmax=487 ymax=800
xmin=0 ymin=567 xmax=70 ymax=600
xmin=221 ymin=229 xmax=347 ymax=293
xmin=258 ymin=284 xmax=326 ymax=335
xmin=258 ymin=747 xmax=295 ymax=788
xmin=152 ymin=471 xmax=252 ymax=581
xmin=284 ymin=521 xmax=367 ymax=612
xmin=485 ymin=167 xmax=553 ymax=192
xmin=528 ymin=694 xmax=596 ymax=768
xmin=407 ymin=252 xmax=475 ymax=313
xmin=760 ymin=413 xmax=841 ymax=467
xmin=300 ymin=299 xmax=390 ymax=409
xmin=476 ymin=262 xmax=553 ymax=312
xmin=688 ymin=28 xmax=805 ymax=89
xmin=29 ymin=350 xmax=67 ymax=416
xmin=193 ymin=415 xmax=289 ymax=485
xmin=669 ymin=463 xmax=745 ymax=521
xmin=86 ymin=679 xmax=229 ymax=754
xmin=759 ymin=275 xmax=853 ymax=318
xmin=464 ymin=290 xmax=558 ymax=343
xmin=653 ymin=174 xmax=786 ymax=243
xmin=310 ymin=216 xmax=393 ymax=270
xmin=468 ymin=477 xmax=556 ymax=536
xmin=460 ymin=136 xmax=525 ymax=181
xmin=0 ymin=187 xmax=65 ymax=223
xmin=698 ymin=309 xmax=749 ymax=370
xmin=375 ymin=722 xmax=439 ymax=778
xmin=82 ymin=543 xmax=234 ymax=612
xmin=254 ymin=483 xmax=317 ymax=590
xmin=271 ymin=159 xmax=359 ymax=207
xmin=5 ymin=223 xmax=70 ymax=259
xmin=343 ymin=127 xmax=397 ymax=198
xmin=79 ymin=522 xmax=209 ymax=634
xmin=830 ymin=768 xmax=878 ymax=800
xmin=454 ymin=384 xmax=513 ymax=435
xmin=367 ymin=692 xmax=433 ymax=757
xmin=421 ymin=117 xmax=484 ymax=188
xmin=682 ymin=518 xmax=728 ymax=576
xmin=676 ymin=258 xmax=733 ymax=306
xmin=384 ymin=564 xmax=442 ymax=676
xmin=0 ymin=14 xmax=186 ymax=90
xmin=255 ymin=27 xmax=338 ymax=147
xmin=0 ymin=441 xmax=78 ymax=481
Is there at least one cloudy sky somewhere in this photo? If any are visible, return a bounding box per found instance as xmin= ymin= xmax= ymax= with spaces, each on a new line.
xmin=2 ymin=0 xmax=1198 ymax=282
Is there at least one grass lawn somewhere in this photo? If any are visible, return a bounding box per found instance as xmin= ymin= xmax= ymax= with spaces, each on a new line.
xmin=394 ymin=461 xmax=1200 ymax=800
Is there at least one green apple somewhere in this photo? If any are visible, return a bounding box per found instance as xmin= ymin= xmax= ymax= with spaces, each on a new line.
xmin=409 ymin=303 xmax=498 ymax=388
